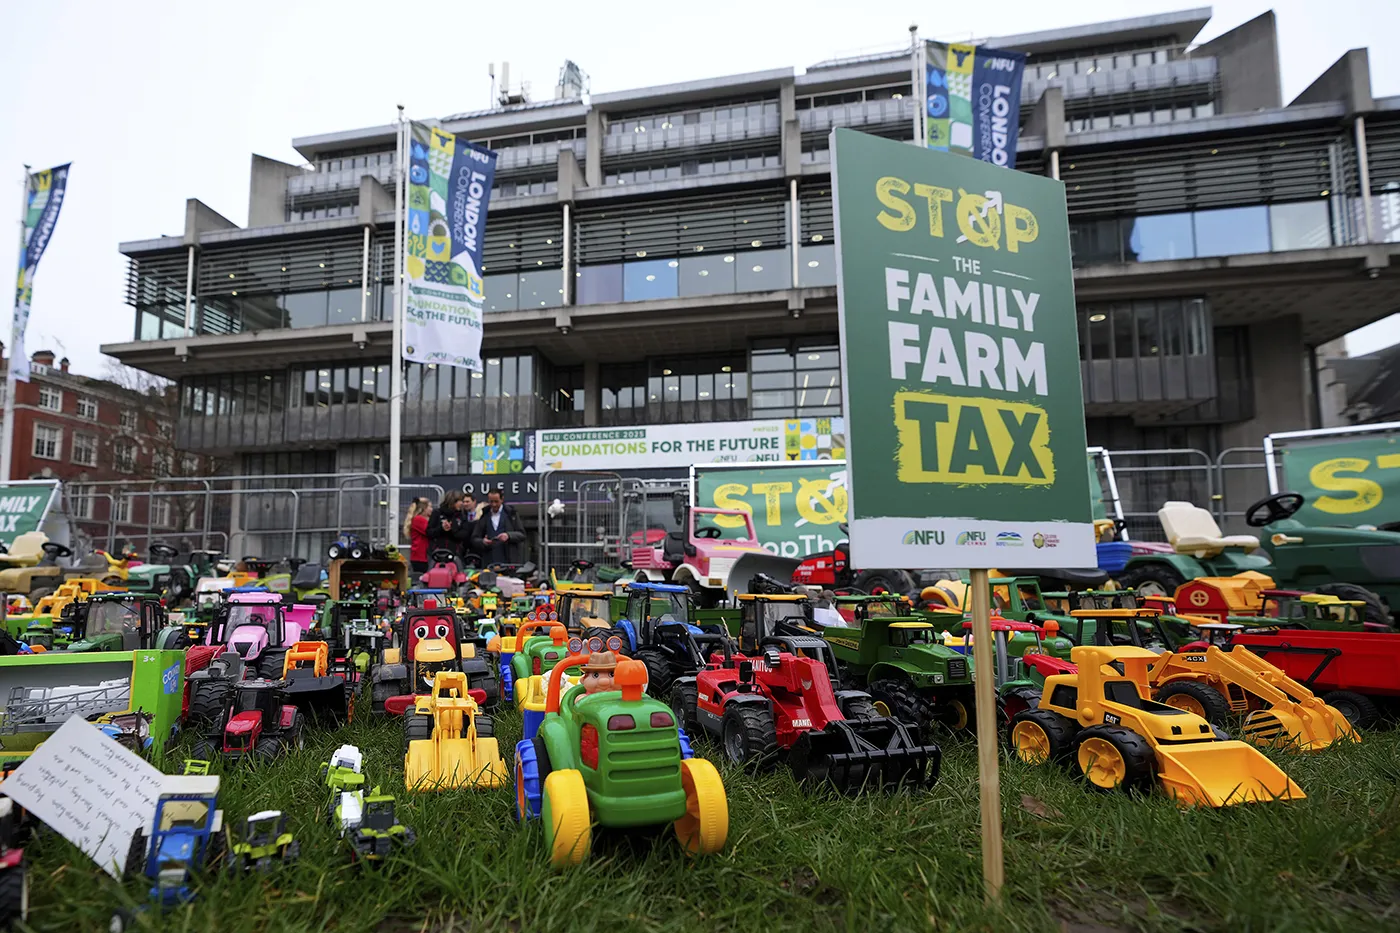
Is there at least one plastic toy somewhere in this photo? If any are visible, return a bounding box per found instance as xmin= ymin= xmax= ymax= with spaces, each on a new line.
xmin=185 ymin=652 xmax=251 ymax=729
xmin=1225 ymin=626 xmax=1400 ymax=729
xmin=514 ymin=652 xmax=727 ymax=867
xmin=323 ymin=744 xmax=369 ymax=833
xmin=419 ymin=549 xmax=469 ymax=592
xmin=402 ymin=670 xmax=506 ymax=790
xmin=280 ymin=640 xmax=353 ymax=723
xmin=0 ymin=534 xmax=78 ymax=603
xmin=124 ymin=545 xmax=222 ymax=605
xmin=1008 ymin=645 xmax=1305 ymax=806
xmin=211 ymin=590 xmax=302 ymax=676
xmin=614 ymin=581 xmax=733 ymax=697
xmin=510 ymin=620 xmax=573 ymax=704
xmin=191 ymin=679 xmax=305 ymax=762
xmin=328 ymin=534 xmax=371 ymax=561
xmin=373 ymin=607 xmax=500 ymax=713
xmin=120 ymin=775 xmax=226 ymax=917
xmin=0 ymin=798 xmax=27 ymax=928
xmin=228 ymin=811 xmax=299 ymax=872
xmin=64 ymin=592 xmax=188 ymax=653
xmin=628 ymin=498 xmax=766 ymax=606
xmin=348 ymin=795 xmax=416 ymax=861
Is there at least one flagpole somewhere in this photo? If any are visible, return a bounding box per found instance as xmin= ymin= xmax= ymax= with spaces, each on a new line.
xmin=909 ymin=25 xmax=923 ymax=147
xmin=1 ymin=166 xmax=30 ymax=484
xmin=388 ymin=107 xmax=406 ymax=546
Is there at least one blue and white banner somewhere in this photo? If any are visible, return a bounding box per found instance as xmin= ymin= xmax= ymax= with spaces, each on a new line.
xmin=403 ymin=122 xmax=497 ymax=372
xmin=12 ymin=164 xmax=71 ymax=383
xmin=923 ymin=41 xmax=1027 ymax=168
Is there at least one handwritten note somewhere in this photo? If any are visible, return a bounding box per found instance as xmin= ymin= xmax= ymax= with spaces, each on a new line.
xmin=1 ymin=716 xmax=166 ymax=877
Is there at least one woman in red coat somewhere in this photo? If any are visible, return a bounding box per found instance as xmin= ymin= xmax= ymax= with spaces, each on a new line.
xmin=403 ymin=497 xmax=433 ymax=572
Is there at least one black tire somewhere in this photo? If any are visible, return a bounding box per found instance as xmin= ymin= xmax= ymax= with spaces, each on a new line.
xmin=258 ymin=651 xmax=287 ymax=679
xmin=125 ymin=829 xmax=147 ymax=876
xmin=255 ymin=737 xmax=285 ymax=760
xmin=1323 ymin=690 xmax=1381 ymax=730
xmin=839 ymin=694 xmax=880 ymax=721
xmin=187 ymin=684 xmax=231 ymax=729
xmin=852 ymin=569 xmax=917 ymax=596
xmin=473 ymin=713 xmax=494 ymax=739
xmin=635 ymin=648 xmax=678 ymax=699
xmin=402 ymin=711 xmax=433 ymax=754
xmin=671 ymin=681 xmax=699 ymax=734
xmin=868 ymin=679 xmax=939 ymax=740
xmin=1313 ymin=583 xmax=1392 ymax=628
xmin=999 ymin=686 xmax=1041 ymax=728
xmin=283 ymin=840 xmax=301 ymax=863
xmin=25 ymin=586 xmax=54 ymax=605
xmin=191 ymin=739 xmax=218 ymax=762
xmin=719 ymin=703 xmax=778 ymax=768
xmin=1008 ymin=708 xmax=1079 ymax=764
xmin=1115 ymin=562 xmax=1187 ymax=599
xmin=1073 ymin=724 xmax=1156 ymax=793
xmin=1155 ymin=680 xmax=1231 ymax=726
xmin=372 ymin=680 xmax=406 ymax=713
xmin=0 ymin=865 xmax=25 ymax=927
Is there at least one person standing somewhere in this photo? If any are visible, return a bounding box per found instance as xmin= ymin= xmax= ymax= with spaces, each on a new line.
xmin=452 ymin=492 xmax=483 ymax=565
xmin=403 ymin=497 xmax=433 ymax=573
xmin=428 ymin=490 xmax=463 ymax=558
xmin=472 ymin=489 xmax=526 ymax=567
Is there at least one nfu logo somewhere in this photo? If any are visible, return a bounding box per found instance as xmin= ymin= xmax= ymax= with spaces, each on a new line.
xmin=985 ymin=57 xmax=1019 ymax=71
xmin=902 ymin=529 xmax=946 ymax=545
xmin=956 ymin=531 xmax=987 ymax=546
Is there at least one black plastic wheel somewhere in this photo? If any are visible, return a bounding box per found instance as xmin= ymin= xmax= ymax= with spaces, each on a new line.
xmin=187 ymin=684 xmax=231 ymax=729
xmin=1323 ymin=690 xmax=1381 ymax=730
xmin=258 ymin=651 xmax=288 ymax=679
xmin=255 ymin=737 xmax=285 ymax=760
xmin=1008 ymin=707 xmax=1079 ymax=764
xmin=869 ymin=679 xmax=939 ymax=740
xmin=720 ymin=703 xmax=778 ymax=768
xmin=190 ymin=739 xmax=218 ymax=763
xmin=1155 ymin=680 xmax=1231 ymax=726
xmin=852 ymin=568 xmax=917 ymax=596
xmin=473 ymin=713 xmax=494 ymax=739
xmin=1115 ymin=562 xmax=1187 ymax=599
xmin=402 ymin=711 xmax=433 ymax=753
xmin=670 ymin=680 xmax=699 ymax=734
xmin=1313 ymin=583 xmax=1392 ymax=628
xmin=0 ymin=864 xmax=28 ymax=927
xmin=1073 ymin=724 xmax=1156 ymax=793
xmin=840 ymin=694 xmax=880 ymax=721
xmin=372 ymin=680 xmax=406 ymax=713
xmin=635 ymin=647 xmax=679 ymax=699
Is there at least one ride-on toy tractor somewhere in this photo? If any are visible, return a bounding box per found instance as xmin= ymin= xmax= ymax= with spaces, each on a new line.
xmin=514 ymin=651 xmax=728 ymax=868
xmin=121 ymin=776 xmax=226 ymax=916
xmin=402 ymin=670 xmax=506 ymax=791
xmin=628 ymin=494 xmax=766 ymax=606
xmin=1118 ymin=496 xmax=1396 ymax=625
xmin=209 ymin=590 xmax=303 ymax=676
xmin=1009 ymin=645 xmax=1304 ymax=806
xmin=228 ymin=811 xmax=299 ymax=872
xmin=614 ymin=581 xmax=734 ymax=698
xmin=191 ymin=679 xmax=305 ymax=763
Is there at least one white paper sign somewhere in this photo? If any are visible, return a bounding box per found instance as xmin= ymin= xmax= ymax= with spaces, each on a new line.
xmin=1 ymin=716 xmax=165 ymax=877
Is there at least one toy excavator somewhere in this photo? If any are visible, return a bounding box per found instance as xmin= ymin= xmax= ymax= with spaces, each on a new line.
xmin=1010 ymin=645 xmax=1304 ymax=806
xmin=403 ymin=670 xmax=507 ymax=791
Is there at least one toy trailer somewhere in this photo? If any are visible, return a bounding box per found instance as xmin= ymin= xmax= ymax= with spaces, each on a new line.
xmin=1225 ymin=628 xmax=1400 ymax=729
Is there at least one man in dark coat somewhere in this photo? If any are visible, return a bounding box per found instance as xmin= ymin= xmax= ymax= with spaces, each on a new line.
xmin=472 ymin=489 xmax=527 ymax=567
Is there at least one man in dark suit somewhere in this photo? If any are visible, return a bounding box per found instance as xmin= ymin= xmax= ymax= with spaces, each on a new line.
xmin=472 ymin=489 xmax=527 ymax=567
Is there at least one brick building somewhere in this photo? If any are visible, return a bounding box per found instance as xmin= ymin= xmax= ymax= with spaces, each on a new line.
xmin=1 ymin=346 xmax=211 ymax=549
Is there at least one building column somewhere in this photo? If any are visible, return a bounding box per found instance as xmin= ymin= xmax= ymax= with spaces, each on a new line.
xmin=585 ymin=109 xmax=603 ymax=188
xmin=583 ymin=359 xmax=600 ymax=426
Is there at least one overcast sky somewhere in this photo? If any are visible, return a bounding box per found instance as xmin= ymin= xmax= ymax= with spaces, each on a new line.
xmin=3 ymin=0 xmax=1399 ymax=377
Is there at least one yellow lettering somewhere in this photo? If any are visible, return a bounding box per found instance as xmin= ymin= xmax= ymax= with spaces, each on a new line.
xmin=750 ymin=482 xmax=793 ymax=526
xmin=955 ymin=189 xmax=1001 ymax=250
xmin=893 ymin=390 xmax=1054 ymax=486
xmin=709 ymin=483 xmax=751 ymax=528
xmin=1309 ymin=458 xmax=1383 ymax=514
xmin=794 ymin=478 xmax=847 ymax=526
xmin=875 ymin=177 xmax=915 ymax=232
xmin=913 ymin=183 xmax=953 ymax=238
xmin=1005 ymin=204 xmax=1039 ymax=253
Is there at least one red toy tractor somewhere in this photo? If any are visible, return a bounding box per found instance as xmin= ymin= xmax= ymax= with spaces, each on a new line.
xmin=418 ymin=549 xmax=470 ymax=591
xmin=191 ymin=679 xmax=305 ymax=762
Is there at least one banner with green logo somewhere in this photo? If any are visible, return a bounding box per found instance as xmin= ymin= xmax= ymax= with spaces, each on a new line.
xmin=693 ymin=463 xmax=848 ymax=558
xmin=1276 ymin=431 xmax=1400 ymax=526
xmin=0 ymin=484 xmax=59 ymax=545
xmin=830 ymin=128 xmax=1094 ymax=569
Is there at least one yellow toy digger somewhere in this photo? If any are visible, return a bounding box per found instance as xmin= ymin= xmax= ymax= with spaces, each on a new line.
xmin=403 ymin=671 xmax=507 ymax=791
xmin=1010 ymin=645 xmax=1304 ymax=806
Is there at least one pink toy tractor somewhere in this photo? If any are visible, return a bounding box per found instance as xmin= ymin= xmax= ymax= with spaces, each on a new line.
xmin=629 ymin=499 xmax=765 ymax=607
xmin=207 ymin=590 xmax=302 ymax=677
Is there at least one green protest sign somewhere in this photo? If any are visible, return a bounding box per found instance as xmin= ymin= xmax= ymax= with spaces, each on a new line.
xmin=0 ymin=484 xmax=59 ymax=544
xmin=693 ymin=463 xmax=847 ymax=557
xmin=1277 ymin=432 xmax=1400 ymax=526
xmin=831 ymin=128 xmax=1094 ymax=569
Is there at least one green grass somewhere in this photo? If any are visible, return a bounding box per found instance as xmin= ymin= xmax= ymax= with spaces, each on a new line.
xmin=17 ymin=710 xmax=1400 ymax=933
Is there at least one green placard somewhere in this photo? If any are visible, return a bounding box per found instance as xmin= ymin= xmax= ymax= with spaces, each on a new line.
xmin=830 ymin=129 xmax=1094 ymax=569
xmin=694 ymin=463 xmax=848 ymax=557
xmin=0 ymin=484 xmax=58 ymax=545
xmin=1277 ymin=432 xmax=1400 ymax=526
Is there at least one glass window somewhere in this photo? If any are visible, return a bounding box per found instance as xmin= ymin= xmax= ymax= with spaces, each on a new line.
xmin=737 ymin=249 xmax=792 ymax=292
xmin=623 ymin=259 xmax=679 ymax=301
xmin=1194 ymin=206 xmax=1270 ymax=258
xmin=517 ymin=269 xmax=563 ymax=309
xmin=285 ymin=291 xmax=328 ymax=328
xmin=501 ymin=357 xmax=518 ymax=397
xmin=32 ymin=425 xmax=61 ymax=460
xmin=1126 ymin=213 xmax=1194 ymax=262
xmin=113 ymin=439 xmax=137 ymax=472
xmin=76 ymin=397 xmax=98 ymax=420
xmin=485 ymin=358 xmax=502 ymax=397
xmin=327 ymin=287 xmax=360 ymax=326
xmin=1135 ymin=302 xmax=1159 ymax=356
xmin=577 ymin=264 xmax=623 ymax=305
xmin=485 ymin=273 xmax=519 ymax=313
xmin=37 ymin=385 xmax=62 ymax=412
xmin=1270 ymin=201 xmax=1332 ymax=252
xmin=1186 ymin=300 xmax=1210 ymax=356
xmin=678 ymin=253 xmax=737 ymax=297
xmin=1113 ymin=305 xmax=1134 ymax=358
xmin=1070 ymin=219 xmax=1124 ymax=265
xmin=1087 ymin=309 xmax=1110 ymax=360
xmin=799 ymin=244 xmax=836 ymax=287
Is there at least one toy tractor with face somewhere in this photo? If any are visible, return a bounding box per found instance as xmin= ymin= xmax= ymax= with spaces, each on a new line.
xmin=372 ymin=607 xmax=501 ymax=714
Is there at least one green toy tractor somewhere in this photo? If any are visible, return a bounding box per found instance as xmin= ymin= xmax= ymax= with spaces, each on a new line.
xmin=348 ymin=795 xmax=416 ymax=861
xmin=228 ymin=811 xmax=298 ymax=872
xmin=65 ymin=592 xmax=188 ymax=652
xmin=814 ymin=594 xmax=977 ymax=736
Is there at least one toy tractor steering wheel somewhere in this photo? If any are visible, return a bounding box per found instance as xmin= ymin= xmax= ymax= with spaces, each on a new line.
xmin=150 ymin=543 xmax=179 ymax=561
xmin=430 ymin=548 xmax=459 ymax=564
xmin=1245 ymin=492 xmax=1305 ymax=528
xmin=41 ymin=542 xmax=73 ymax=559
xmin=693 ymin=527 xmax=722 ymax=540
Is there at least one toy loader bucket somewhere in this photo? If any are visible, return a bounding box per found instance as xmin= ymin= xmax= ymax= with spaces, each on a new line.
xmin=1154 ymin=739 xmax=1305 ymax=807
xmin=787 ymin=718 xmax=940 ymax=794
xmin=725 ymin=553 xmax=801 ymax=601
xmin=1241 ymin=703 xmax=1357 ymax=751
xmin=281 ymin=641 xmax=347 ymax=723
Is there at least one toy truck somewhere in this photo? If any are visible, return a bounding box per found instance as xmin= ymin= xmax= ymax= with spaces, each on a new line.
xmin=613 ymin=582 xmax=733 ymax=698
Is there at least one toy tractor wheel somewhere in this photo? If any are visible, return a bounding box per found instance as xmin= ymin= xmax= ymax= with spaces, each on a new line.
xmin=839 ymin=695 xmax=880 ymax=721
xmin=474 ymin=713 xmax=495 ymax=738
xmin=1074 ymin=725 xmax=1155 ymax=793
xmin=187 ymin=684 xmax=231 ymax=730
xmin=372 ymin=681 xmax=404 ymax=714
xmin=514 ymin=738 xmax=548 ymax=821
xmin=1009 ymin=708 xmax=1078 ymax=765
xmin=852 ymin=569 xmax=917 ymax=596
xmin=1114 ymin=563 xmax=1186 ymax=599
xmin=1155 ymin=680 xmax=1230 ymax=725
xmin=635 ymin=648 xmax=678 ymax=698
xmin=402 ymin=712 xmax=433 ymax=754
xmin=1323 ymin=690 xmax=1381 ymax=730
xmin=1314 ymin=583 xmax=1392 ymax=627
xmin=720 ymin=704 xmax=778 ymax=769
xmin=0 ymin=863 xmax=28 ymax=927
xmin=674 ymin=757 xmax=728 ymax=856
xmin=190 ymin=739 xmax=218 ymax=763
xmin=868 ymin=679 xmax=939 ymax=741
xmin=257 ymin=650 xmax=288 ymax=679
xmin=541 ymin=770 xmax=591 ymax=868
xmin=255 ymin=736 xmax=286 ymax=760
xmin=670 ymin=681 xmax=699 ymax=734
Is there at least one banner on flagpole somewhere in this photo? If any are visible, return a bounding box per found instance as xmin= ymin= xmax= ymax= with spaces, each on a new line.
xmin=12 ymin=164 xmax=71 ymax=383
xmin=923 ymin=41 xmax=1027 ymax=168
xmin=403 ymin=123 xmax=497 ymax=372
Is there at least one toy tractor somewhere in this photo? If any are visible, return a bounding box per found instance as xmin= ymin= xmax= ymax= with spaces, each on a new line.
xmin=0 ymin=797 xmax=27 ymax=928
xmin=124 ymin=544 xmax=219 ymax=606
xmin=280 ymin=641 xmax=353 ymax=724
xmin=119 ymin=776 xmax=226 ymax=919
xmin=65 ymin=592 xmax=188 ymax=653
xmin=514 ymin=651 xmax=728 ymax=868
xmin=814 ymin=594 xmax=976 ymax=737
xmin=209 ymin=589 xmax=303 ymax=676
xmin=185 ymin=652 xmax=251 ymax=729
xmin=614 ymin=581 xmax=734 ymax=698
xmin=553 ymin=589 xmax=618 ymax=640
xmin=0 ymin=534 xmax=80 ymax=603
xmin=1118 ymin=496 xmax=1395 ymax=625
xmin=628 ymin=494 xmax=766 ymax=606
xmin=348 ymin=795 xmax=417 ymax=861
xmin=1008 ymin=645 xmax=1304 ymax=806
xmin=228 ymin=811 xmax=299 ymax=872
xmin=402 ymin=670 xmax=506 ymax=791
xmin=191 ymin=679 xmax=305 ymax=763
xmin=322 ymin=744 xmax=369 ymax=833
xmin=372 ymin=607 xmax=501 ymax=713
xmin=509 ymin=619 xmax=577 ymax=705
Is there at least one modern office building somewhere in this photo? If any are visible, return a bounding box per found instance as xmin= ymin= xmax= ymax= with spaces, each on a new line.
xmin=104 ymin=6 xmax=1400 ymax=550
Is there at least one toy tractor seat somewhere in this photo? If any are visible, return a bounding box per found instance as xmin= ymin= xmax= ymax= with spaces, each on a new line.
xmin=663 ymin=531 xmax=686 ymax=564
xmin=0 ymin=531 xmax=48 ymax=567
xmin=290 ymin=562 xmax=323 ymax=589
xmin=1158 ymin=501 xmax=1260 ymax=558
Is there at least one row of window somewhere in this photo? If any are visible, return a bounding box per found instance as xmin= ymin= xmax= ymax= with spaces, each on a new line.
xmin=1078 ymin=299 xmax=1211 ymax=362
xmin=1030 ymin=46 xmax=1174 ymax=81
xmin=32 ymin=424 xmax=143 ymax=472
xmin=69 ymin=492 xmax=174 ymax=527
xmin=1070 ymin=200 xmax=1335 ymax=265
xmin=607 ymin=100 xmax=777 ymax=136
xmin=34 ymin=385 xmax=139 ymax=428
xmin=794 ymin=84 xmax=909 ymax=111
xmin=1066 ymin=99 xmax=1215 ymax=134
xmin=605 ymin=153 xmax=781 ymax=186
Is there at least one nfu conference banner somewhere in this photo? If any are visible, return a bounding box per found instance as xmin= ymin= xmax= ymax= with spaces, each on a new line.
xmin=403 ymin=123 xmax=497 ymax=371
xmin=12 ymin=164 xmax=71 ymax=383
xmin=830 ymin=128 xmax=1093 ymax=569
xmin=537 ymin=418 xmax=845 ymax=472
xmin=923 ymin=41 xmax=1026 ymax=168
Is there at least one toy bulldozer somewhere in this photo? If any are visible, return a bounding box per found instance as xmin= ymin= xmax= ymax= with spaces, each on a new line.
xmin=1009 ymin=645 xmax=1304 ymax=807
xmin=403 ymin=671 xmax=507 ymax=791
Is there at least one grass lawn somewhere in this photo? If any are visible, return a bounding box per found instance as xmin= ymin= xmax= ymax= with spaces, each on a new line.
xmin=17 ymin=708 xmax=1400 ymax=933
